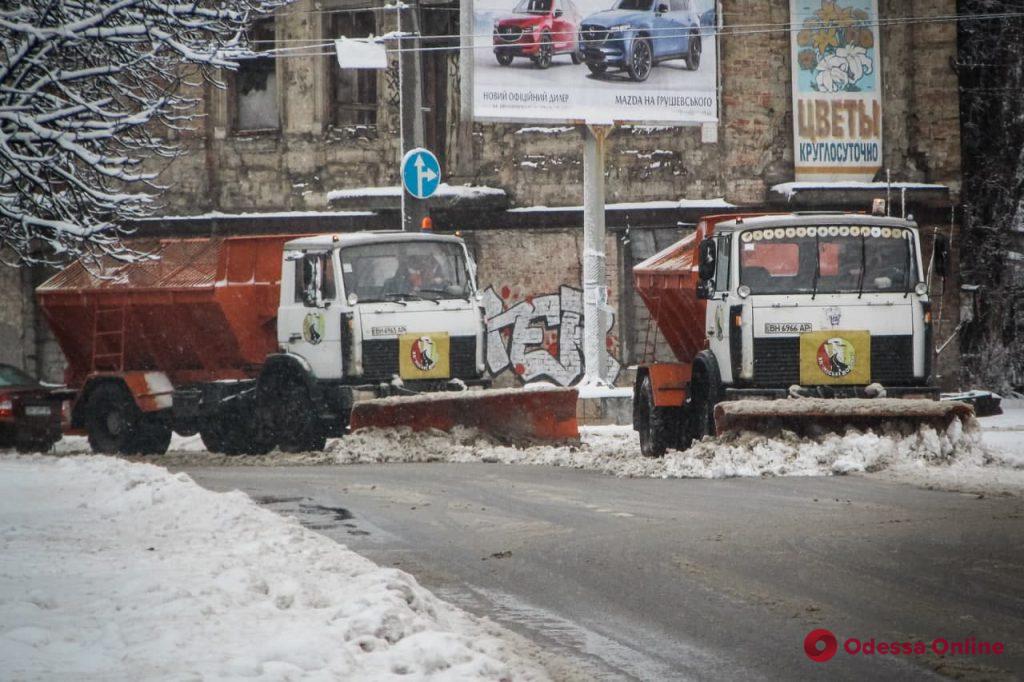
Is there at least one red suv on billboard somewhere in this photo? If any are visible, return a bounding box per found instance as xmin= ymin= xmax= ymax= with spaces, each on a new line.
xmin=493 ymin=0 xmax=583 ymax=69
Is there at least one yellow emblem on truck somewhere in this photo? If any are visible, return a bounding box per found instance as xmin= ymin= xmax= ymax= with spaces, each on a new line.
xmin=399 ymin=332 xmax=450 ymax=379
xmin=799 ymin=330 xmax=871 ymax=385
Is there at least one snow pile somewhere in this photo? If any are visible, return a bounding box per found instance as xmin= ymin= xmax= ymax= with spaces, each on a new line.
xmin=39 ymin=412 xmax=1024 ymax=494
xmin=323 ymin=420 xmax=1005 ymax=482
xmin=0 ymin=455 xmax=547 ymax=681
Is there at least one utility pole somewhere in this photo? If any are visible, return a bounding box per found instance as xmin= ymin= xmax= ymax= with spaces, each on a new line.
xmin=581 ymin=124 xmax=612 ymax=385
xmin=398 ymin=1 xmax=428 ymax=231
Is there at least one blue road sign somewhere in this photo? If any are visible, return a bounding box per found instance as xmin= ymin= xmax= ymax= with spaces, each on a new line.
xmin=401 ymin=148 xmax=441 ymax=200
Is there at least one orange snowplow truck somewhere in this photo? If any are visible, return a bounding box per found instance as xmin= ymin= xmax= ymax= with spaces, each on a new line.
xmin=38 ymin=232 xmax=577 ymax=455
xmin=632 ymin=212 xmax=970 ymax=456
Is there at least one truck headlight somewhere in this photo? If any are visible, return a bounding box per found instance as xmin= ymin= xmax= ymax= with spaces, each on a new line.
xmin=737 ymin=285 xmax=751 ymax=298
xmin=914 ymin=282 xmax=928 ymax=296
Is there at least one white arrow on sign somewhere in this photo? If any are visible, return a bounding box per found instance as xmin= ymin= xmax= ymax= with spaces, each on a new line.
xmin=413 ymin=153 xmax=437 ymax=198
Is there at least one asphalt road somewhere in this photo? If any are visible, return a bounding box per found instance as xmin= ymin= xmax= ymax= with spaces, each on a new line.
xmin=183 ymin=464 xmax=1024 ymax=681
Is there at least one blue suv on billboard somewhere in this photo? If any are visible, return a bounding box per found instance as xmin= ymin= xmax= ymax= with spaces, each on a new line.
xmin=580 ymin=0 xmax=703 ymax=82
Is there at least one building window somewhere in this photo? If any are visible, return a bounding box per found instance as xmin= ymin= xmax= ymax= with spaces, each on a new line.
xmin=235 ymin=19 xmax=279 ymax=132
xmin=332 ymin=11 xmax=378 ymax=127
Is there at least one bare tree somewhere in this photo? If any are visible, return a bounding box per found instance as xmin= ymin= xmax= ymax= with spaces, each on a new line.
xmin=0 ymin=0 xmax=280 ymax=267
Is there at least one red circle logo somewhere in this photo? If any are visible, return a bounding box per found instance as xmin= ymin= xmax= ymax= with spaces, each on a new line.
xmin=804 ymin=629 xmax=838 ymax=663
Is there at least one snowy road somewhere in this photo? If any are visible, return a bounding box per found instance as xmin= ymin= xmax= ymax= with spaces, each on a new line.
xmin=184 ymin=464 xmax=1024 ymax=681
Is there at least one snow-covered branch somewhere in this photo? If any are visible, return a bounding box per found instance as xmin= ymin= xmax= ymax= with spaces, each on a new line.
xmin=0 ymin=0 xmax=284 ymax=267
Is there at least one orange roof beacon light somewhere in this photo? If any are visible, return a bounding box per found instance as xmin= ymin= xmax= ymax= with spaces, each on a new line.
xmin=420 ymin=216 xmax=433 ymax=232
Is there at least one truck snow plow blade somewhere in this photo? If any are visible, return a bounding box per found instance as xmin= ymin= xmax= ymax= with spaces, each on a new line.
xmin=714 ymin=398 xmax=975 ymax=437
xmin=348 ymin=387 xmax=580 ymax=443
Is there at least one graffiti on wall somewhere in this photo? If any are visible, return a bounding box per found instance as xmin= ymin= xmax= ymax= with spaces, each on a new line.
xmin=482 ymin=285 xmax=621 ymax=386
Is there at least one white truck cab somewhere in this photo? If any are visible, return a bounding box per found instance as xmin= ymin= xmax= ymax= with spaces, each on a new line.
xmin=698 ymin=213 xmax=937 ymax=398
xmin=278 ymin=231 xmax=487 ymax=392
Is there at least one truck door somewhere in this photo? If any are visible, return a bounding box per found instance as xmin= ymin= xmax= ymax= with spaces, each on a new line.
xmin=279 ymin=251 xmax=344 ymax=379
xmin=705 ymin=233 xmax=734 ymax=383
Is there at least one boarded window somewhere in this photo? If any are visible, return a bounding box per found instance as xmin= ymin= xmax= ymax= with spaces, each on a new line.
xmin=332 ymin=12 xmax=378 ymax=126
xmin=235 ymin=20 xmax=278 ymax=131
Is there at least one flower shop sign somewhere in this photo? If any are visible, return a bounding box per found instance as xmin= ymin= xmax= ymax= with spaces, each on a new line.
xmin=790 ymin=0 xmax=882 ymax=181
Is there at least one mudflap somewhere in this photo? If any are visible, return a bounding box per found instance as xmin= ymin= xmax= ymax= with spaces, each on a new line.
xmin=714 ymin=398 xmax=976 ymax=437
xmin=348 ymin=387 xmax=580 ymax=444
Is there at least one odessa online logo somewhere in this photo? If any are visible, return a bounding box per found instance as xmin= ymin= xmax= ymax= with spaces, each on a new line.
xmin=804 ymin=629 xmax=839 ymax=663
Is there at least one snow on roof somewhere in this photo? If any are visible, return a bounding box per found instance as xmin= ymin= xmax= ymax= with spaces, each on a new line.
xmin=284 ymin=231 xmax=464 ymax=249
xmin=327 ymin=184 xmax=507 ymax=202
xmin=149 ymin=209 xmax=375 ymax=220
xmin=507 ymin=198 xmax=734 ymax=213
xmin=771 ymin=181 xmax=948 ymax=200
xmin=714 ymin=213 xmax=918 ymax=232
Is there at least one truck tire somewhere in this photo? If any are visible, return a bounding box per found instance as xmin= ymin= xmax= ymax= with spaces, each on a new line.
xmin=85 ymin=383 xmax=140 ymax=454
xmin=636 ymin=374 xmax=680 ymax=457
xmin=126 ymin=416 xmax=172 ymax=456
xmin=260 ymin=370 xmax=326 ymax=453
xmin=688 ymin=357 xmax=720 ymax=442
xmin=85 ymin=383 xmax=170 ymax=455
xmin=201 ymin=407 xmax=274 ymax=456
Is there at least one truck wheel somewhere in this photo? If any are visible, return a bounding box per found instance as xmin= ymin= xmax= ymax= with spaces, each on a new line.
xmin=85 ymin=383 xmax=140 ymax=454
xmin=127 ymin=416 xmax=172 ymax=456
xmin=262 ymin=373 xmax=326 ymax=453
xmin=688 ymin=367 xmax=717 ymax=441
xmin=495 ymin=52 xmax=513 ymax=66
xmin=200 ymin=425 xmax=227 ymax=454
xmin=636 ymin=375 xmax=679 ymax=457
xmin=202 ymin=408 xmax=273 ymax=456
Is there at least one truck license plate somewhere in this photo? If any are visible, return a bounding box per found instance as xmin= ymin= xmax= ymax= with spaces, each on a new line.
xmin=25 ymin=405 xmax=51 ymax=417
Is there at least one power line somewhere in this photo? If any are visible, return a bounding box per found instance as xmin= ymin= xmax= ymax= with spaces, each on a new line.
xmin=251 ymin=10 xmax=1024 ymax=58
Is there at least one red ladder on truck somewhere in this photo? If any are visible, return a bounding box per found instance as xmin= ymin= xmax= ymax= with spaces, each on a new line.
xmin=91 ymin=303 xmax=126 ymax=372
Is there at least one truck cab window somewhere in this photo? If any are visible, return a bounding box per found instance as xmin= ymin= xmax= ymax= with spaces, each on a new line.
xmin=739 ymin=227 xmax=918 ymax=295
xmin=715 ymin=234 xmax=731 ymax=293
xmin=294 ymin=253 xmax=336 ymax=306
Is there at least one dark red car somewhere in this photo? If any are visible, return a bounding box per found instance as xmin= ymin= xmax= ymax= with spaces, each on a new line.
xmin=493 ymin=0 xmax=583 ymax=69
xmin=0 ymin=364 xmax=63 ymax=453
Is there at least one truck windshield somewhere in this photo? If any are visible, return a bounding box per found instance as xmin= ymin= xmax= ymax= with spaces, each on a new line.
xmin=738 ymin=225 xmax=919 ymax=295
xmin=340 ymin=241 xmax=471 ymax=302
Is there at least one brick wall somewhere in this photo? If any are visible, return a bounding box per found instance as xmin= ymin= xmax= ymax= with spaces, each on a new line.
xmin=150 ymin=0 xmax=963 ymax=214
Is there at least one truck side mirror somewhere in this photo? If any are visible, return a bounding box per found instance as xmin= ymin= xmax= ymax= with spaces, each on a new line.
xmin=934 ymin=233 xmax=950 ymax=278
xmin=698 ymin=238 xmax=717 ymax=282
xmin=554 ymin=8 xmax=563 ymax=17
xmin=657 ymin=3 xmax=669 ymax=13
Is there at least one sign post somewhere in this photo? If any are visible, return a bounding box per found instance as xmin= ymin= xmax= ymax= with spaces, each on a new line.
xmin=582 ymin=124 xmax=612 ymax=385
xmin=397 ymin=2 xmax=429 ymax=231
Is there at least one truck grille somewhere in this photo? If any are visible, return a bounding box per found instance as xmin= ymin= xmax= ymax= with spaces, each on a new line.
xmin=751 ymin=338 xmax=800 ymax=386
xmin=361 ymin=336 xmax=478 ymax=381
xmin=751 ymin=335 xmax=917 ymax=387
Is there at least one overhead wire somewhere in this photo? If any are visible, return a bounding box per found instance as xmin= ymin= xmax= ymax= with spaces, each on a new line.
xmin=246 ymin=9 xmax=1024 ymax=58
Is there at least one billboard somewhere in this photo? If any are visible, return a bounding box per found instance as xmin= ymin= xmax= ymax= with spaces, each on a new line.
xmin=469 ymin=0 xmax=718 ymax=124
xmin=790 ymin=0 xmax=883 ymax=181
